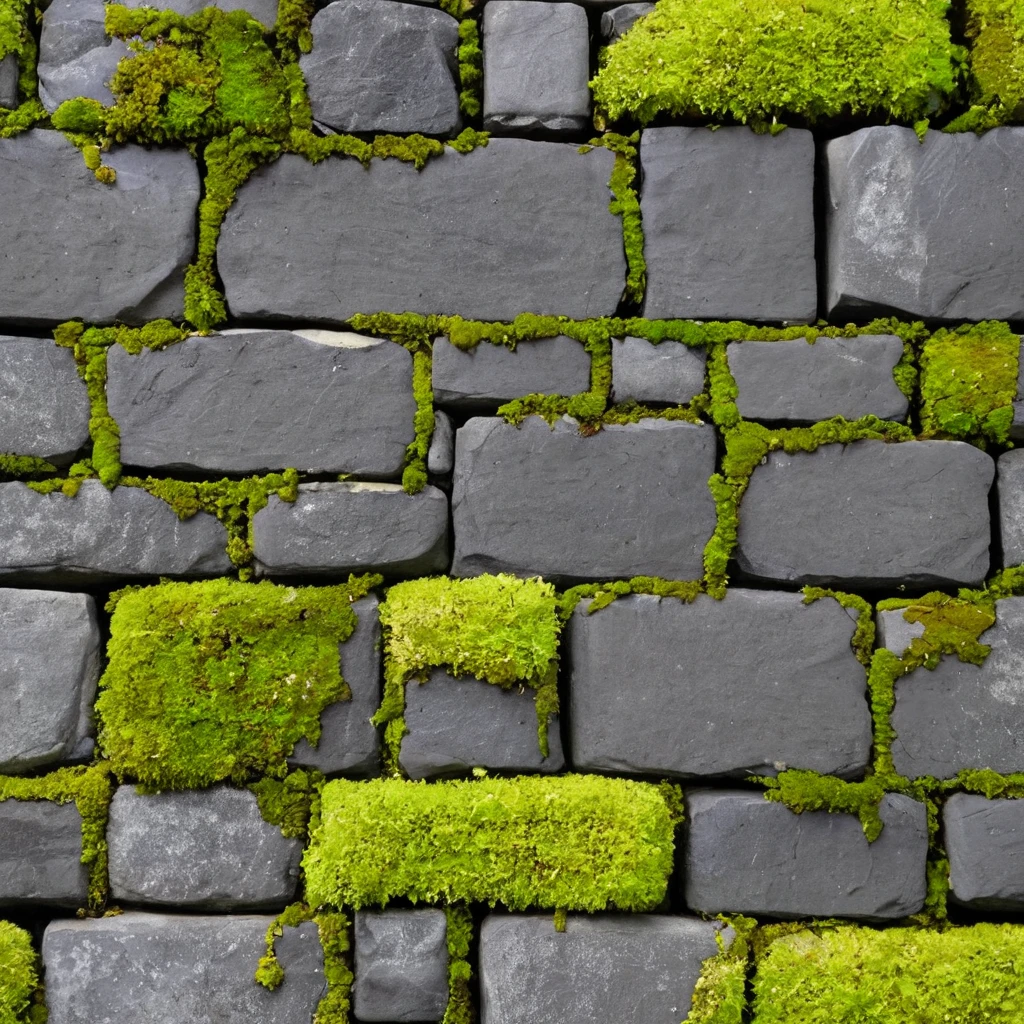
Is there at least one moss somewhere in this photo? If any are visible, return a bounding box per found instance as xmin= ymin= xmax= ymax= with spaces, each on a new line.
xmin=877 ymin=591 xmax=996 ymax=668
xmin=403 ymin=348 xmax=433 ymax=494
xmin=960 ymin=0 xmax=1024 ymax=127
xmin=0 ymin=455 xmax=57 ymax=480
xmin=703 ymin=473 xmax=739 ymax=598
xmin=273 ymin=0 xmax=315 ymax=56
xmin=558 ymin=576 xmax=703 ymax=621
xmin=704 ymin=342 xmax=740 ymax=429
xmin=688 ymin=916 xmax=756 ymax=1024
xmin=802 ymin=588 xmax=875 ymax=666
xmin=442 ymin=906 xmax=473 ymax=1024
xmin=455 ymin=15 xmax=482 ymax=118
xmin=250 ymin=769 xmax=322 ymax=840
xmin=0 ymin=0 xmax=34 ymax=108
xmin=0 ymin=99 xmax=45 ymax=137
xmin=759 ymin=770 xmax=888 ymax=841
xmin=0 ymin=920 xmax=43 ymax=1024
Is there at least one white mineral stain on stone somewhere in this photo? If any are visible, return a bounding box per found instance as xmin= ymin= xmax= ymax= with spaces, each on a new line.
xmin=292 ymin=329 xmax=379 ymax=348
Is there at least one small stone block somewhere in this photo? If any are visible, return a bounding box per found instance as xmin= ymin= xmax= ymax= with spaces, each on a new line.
xmin=944 ymin=793 xmax=1024 ymax=910
xmin=0 ymin=801 xmax=88 ymax=907
xmin=427 ymin=410 xmax=455 ymax=475
xmin=610 ymin=336 xmax=705 ymax=405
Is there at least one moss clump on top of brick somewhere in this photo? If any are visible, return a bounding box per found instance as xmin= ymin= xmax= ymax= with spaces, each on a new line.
xmin=0 ymin=921 xmax=43 ymax=1024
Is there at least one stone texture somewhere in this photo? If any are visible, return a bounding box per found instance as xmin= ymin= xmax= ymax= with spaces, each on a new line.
xmin=480 ymin=913 xmax=725 ymax=1024
xmin=600 ymin=2 xmax=654 ymax=39
xmin=0 ymin=801 xmax=88 ymax=907
xmin=0 ymin=480 xmax=232 ymax=583
xmin=944 ymin=793 xmax=1024 ymax=910
xmin=432 ymin=335 xmax=591 ymax=407
xmin=641 ymin=127 xmax=816 ymax=321
xmin=0 ymin=589 xmax=100 ymax=773
xmin=301 ymin=0 xmax=459 ymax=135
xmin=729 ymin=335 xmax=909 ymax=423
xmin=0 ymin=130 xmax=198 ymax=325
xmin=428 ymin=410 xmax=454 ymax=475
xmin=252 ymin=482 xmax=449 ymax=578
xmin=610 ymin=336 xmax=706 ymax=405
xmin=107 ymin=330 xmax=415 ymax=477
xmin=354 ymin=909 xmax=449 ymax=1023
xmin=219 ymin=139 xmax=624 ymax=322
xmin=399 ymin=669 xmax=565 ymax=779
xmin=0 ymin=53 xmax=18 ymax=108
xmin=684 ymin=790 xmax=928 ymax=920
xmin=874 ymin=607 xmax=924 ymax=658
xmin=736 ymin=439 xmax=994 ymax=587
xmin=997 ymin=449 xmax=1024 ymax=567
xmin=452 ymin=417 xmax=717 ymax=583
xmin=826 ymin=127 xmax=1024 ymax=321
xmin=43 ymin=912 xmax=325 ymax=1024
xmin=483 ymin=2 xmax=590 ymax=134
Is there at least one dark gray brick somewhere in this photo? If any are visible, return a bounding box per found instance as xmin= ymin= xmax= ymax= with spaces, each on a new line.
xmin=600 ymin=2 xmax=654 ymax=40
xmin=944 ymin=793 xmax=1024 ymax=910
xmin=0 ymin=801 xmax=88 ymax=907
xmin=997 ymin=449 xmax=1024 ymax=567
xmin=610 ymin=337 xmax=705 ymax=406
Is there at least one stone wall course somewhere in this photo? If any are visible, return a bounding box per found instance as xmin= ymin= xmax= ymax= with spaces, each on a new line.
xmin=0 ymin=801 xmax=88 ymax=907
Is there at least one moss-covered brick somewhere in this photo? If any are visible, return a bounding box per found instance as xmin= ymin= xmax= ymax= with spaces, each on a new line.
xmin=0 ymin=920 xmax=43 ymax=1024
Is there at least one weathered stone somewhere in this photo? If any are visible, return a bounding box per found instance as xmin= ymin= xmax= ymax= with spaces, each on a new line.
xmin=427 ymin=410 xmax=454 ymax=475
xmin=301 ymin=0 xmax=459 ymax=135
xmin=736 ymin=439 xmax=994 ymax=587
xmin=729 ymin=335 xmax=909 ymax=423
xmin=570 ymin=590 xmax=871 ymax=778
xmin=0 ymin=801 xmax=88 ymax=907
xmin=944 ymin=793 xmax=1024 ymax=910
xmin=0 ymin=53 xmax=18 ymax=108
xmin=826 ymin=127 xmax=1024 ymax=321
xmin=43 ymin=912 xmax=325 ymax=1024
xmin=641 ymin=127 xmax=816 ymax=321
xmin=483 ymin=2 xmax=590 ymax=134
xmin=354 ymin=909 xmax=449 ymax=1023
xmin=108 ymin=330 xmax=415 ymax=476
xmin=399 ymin=669 xmax=565 ymax=779
xmin=0 ymin=589 xmax=100 ymax=773
xmin=0 ymin=480 xmax=232 ymax=583
xmin=432 ymin=335 xmax=591 ymax=408
xmin=219 ymin=139 xmax=624 ymax=322
xmin=252 ymin=482 xmax=449 ymax=578
xmin=479 ymin=913 xmax=725 ymax=1024
xmin=600 ymin=2 xmax=654 ymax=39
xmin=610 ymin=336 xmax=705 ymax=405
xmin=684 ymin=790 xmax=928 ymax=920
xmin=0 ymin=130 xmax=198 ymax=325
xmin=452 ymin=417 xmax=717 ymax=583
xmin=997 ymin=449 xmax=1024 ymax=567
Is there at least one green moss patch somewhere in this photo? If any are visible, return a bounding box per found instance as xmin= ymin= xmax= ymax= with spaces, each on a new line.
xmin=957 ymin=0 xmax=1024 ymax=128
xmin=0 ymin=921 xmax=43 ymax=1024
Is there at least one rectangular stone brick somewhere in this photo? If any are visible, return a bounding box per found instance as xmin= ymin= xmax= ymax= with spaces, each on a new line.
xmin=0 ymin=801 xmax=88 ymax=907
xmin=610 ymin=336 xmax=705 ymax=405
xmin=944 ymin=793 xmax=1024 ymax=910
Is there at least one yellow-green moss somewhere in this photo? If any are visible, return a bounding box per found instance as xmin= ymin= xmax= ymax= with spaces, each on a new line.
xmin=0 ymin=455 xmax=57 ymax=480
xmin=455 ymin=14 xmax=482 ymax=118
xmin=803 ymin=588 xmax=875 ymax=665
xmin=442 ymin=906 xmax=473 ymax=1024
xmin=0 ymin=920 xmax=44 ymax=1024
xmin=957 ymin=0 xmax=1024 ymax=128
xmin=557 ymin=576 xmax=703 ymax=620
xmin=250 ymin=768 xmax=322 ymax=840
xmin=0 ymin=0 xmax=35 ymax=109
xmin=688 ymin=916 xmax=756 ymax=1024
xmin=759 ymin=770 xmax=888 ymax=841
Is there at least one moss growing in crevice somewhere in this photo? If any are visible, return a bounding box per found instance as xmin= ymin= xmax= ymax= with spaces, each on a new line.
xmin=687 ymin=915 xmax=756 ymax=1024
xmin=759 ymin=770 xmax=888 ymax=842
xmin=250 ymin=768 xmax=322 ymax=840
xmin=453 ymin=9 xmax=482 ymax=119
xmin=0 ymin=0 xmax=35 ymax=103
xmin=0 ymin=454 xmax=57 ymax=480
xmin=402 ymin=348 xmax=434 ymax=494
xmin=955 ymin=0 xmax=1024 ymax=129
xmin=442 ymin=905 xmax=473 ymax=1024
xmin=0 ymin=920 xmax=44 ymax=1024
xmin=557 ymin=576 xmax=702 ymax=620
xmin=802 ymin=588 xmax=875 ymax=665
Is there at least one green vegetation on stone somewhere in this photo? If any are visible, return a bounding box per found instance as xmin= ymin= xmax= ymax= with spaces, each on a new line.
xmin=0 ymin=921 xmax=43 ymax=1024
xmin=688 ymin=916 xmax=756 ymax=1024
xmin=955 ymin=0 xmax=1024 ymax=129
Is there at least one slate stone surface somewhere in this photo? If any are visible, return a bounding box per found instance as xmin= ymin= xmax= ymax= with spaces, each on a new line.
xmin=0 ymin=336 xmax=91 ymax=461
xmin=0 ymin=53 xmax=18 ymax=108
xmin=427 ymin=410 xmax=455 ymax=475
xmin=354 ymin=909 xmax=449 ymax=1023
xmin=0 ymin=480 xmax=232 ymax=583
xmin=479 ymin=913 xmax=725 ymax=1024
xmin=0 ymin=590 xmax=100 ymax=773
xmin=108 ymin=330 xmax=415 ymax=476
xmin=944 ymin=793 xmax=1024 ymax=910
xmin=432 ymin=335 xmax=591 ymax=407
xmin=252 ymin=482 xmax=449 ymax=578
xmin=684 ymin=790 xmax=928 ymax=920
xmin=610 ymin=336 xmax=706 ymax=405
xmin=826 ymin=127 xmax=1024 ymax=320
xmin=452 ymin=417 xmax=717 ymax=583
xmin=997 ymin=449 xmax=1024 ymax=567
xmin=43 ymin=913 xmax=325 ymax=1024
xmin=0 ymin=801 xmax=88 ymax=907
xmin=219 ymin=139 xmax=624 ymax=322
xmin=736 ymin=439 xmax=994 ymax=587
xmin=0 ymin=130 xmax=199 ymax=325
xmin=107 ymin=787 xmax=302 ymax=909
xmin=483 ymin=2 xmax=590 ymax=134
xmin=641 ymin=127 xmax=817 ymax=321
xmin=301 ymin=0 xmax=459 ymax=135
xmin=729 ymin=335 xmax=908 ymax=423
xmin=399 ymin=669 xmax=565 ymax=779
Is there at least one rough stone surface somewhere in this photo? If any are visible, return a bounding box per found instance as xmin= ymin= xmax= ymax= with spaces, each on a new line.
xmin=219 ymin=139 xmax=624 ymax=322
xmin=0 ymin=480 xmax=232 ymax=583
xmin=43 ymin=913 xmax=325 ymax=1024
xmin=452 ymin=417 xmax=717 ymax=583
xmin=641 ymin=127 xmax=817 ymax=322
xmin=600 ymin=2 xmax=654 ymax=39
xmin=610 ymin=336 xmax=706 ymax=405
xmin=483 ymin=2 xmax=590 ymax=134
xmin=729 ymin=335 xmax=909 ymax=423
xmin=0 ymin=53 xmax=18 ymax=108
xmin=736 ymin=439 xmax=994 ymax=587
xmin=827 ymin=127 xmax=1024 ymax=321
xmin=301 ymin=0 xmax=459 ymax=135
xmin=399 ymin=669 xmax=565 ymax=779
xmin=684 ymin=790 xmax=929 ymax=920
xmin=107 ymin=330 xmax=415 ymax=476
xmin=427 ymin=410 xmax=454 ymax=475
xmin=997 ymin=449 xmax=1024 ymax=567
xmin=354 ymin=909 xmax=449 ymax=1023
xmin=480 ymin=913 xmax=725 ymax=1024
xmin=0 ymin=801 xmax=88 ymax=907
xmin=252 ymin=482 xmax=449 ymax=578
xmin=0 ymin=130 xmax=199 ymax=325
xmin=944 ymin=793 xmax=1024 ymax=910
xmin=0 ymin=589 xmax=100 ymax=773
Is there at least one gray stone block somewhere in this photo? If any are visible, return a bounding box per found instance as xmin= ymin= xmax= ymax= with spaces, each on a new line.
xmin=452 ymin=417 xmax=717 ymax=583
xmin=483 ymin=1 xmax=590 ymax=134
xmin=0 ymin=130 xmax=198 ymax=325
xmin=600 ymin=2 xmax=654 ymax=39
xmin=399 ymin=669 xmax=565 ymax=779
xmin=875 ymin=607 xmax=924 ymax=659
xmin=0 ymin=480 xmax=232 ymax=583
xmin=640 ymin=127 xmax=817 ymax=322
xmin=301 ymin=0 xmax=459 ymax=135
xmin=43 ymin=912 xmax=325 ymax=1024
xmin=0 ymin=801 xmax=88 ymax=907
xmin=427 ymin=410 xmax=454 ymax=475
xmin=944 ymin=793 xmax=1024 ymax=910
xmin=736 ymin=439 xmax=994 ymax=588
xmin=684 ymin=789 xmax=928 ymax=920
xmin=432 ymin=336 xmax=591 ymax=408
xmin=0 ymin=53 xmax=18 ymax=108
xmin=252 ymin=482 xmax=449 ymax=578
xmin=354 ymin=909 xmax=449 ymax=1023
xmin=826 ymin=127 xmax=1024 ymax=321
xmin=108 ymin=330 xmax=415 ymax=477
xmin=610 ymin=337 xmax=705 ymax=405
xmin=107 ymin=786 xmax=302 ymax=909
xmin=219 ymin=139 xmax=624 ymax=322
xmin=0 ymin=589 xmax=100 ymax=773
xmin=570 ymin=590 xmax=871 ymax=779
xmin=479 ymin=913 xmax=725 ymax=1024
xmin=998 ymin=449 xmax=1024 ymax=567
xmin=729 ymin=335 xmax=909 ymax=424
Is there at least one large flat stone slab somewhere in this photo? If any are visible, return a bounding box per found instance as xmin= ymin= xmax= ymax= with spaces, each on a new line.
xmin=0 ymin=801 xmax=88 ymax=907
xmin=997 ymin=449 xmax=1024 ymax=567
xmin=944 ymin=793 xmax=1024 ymax=911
